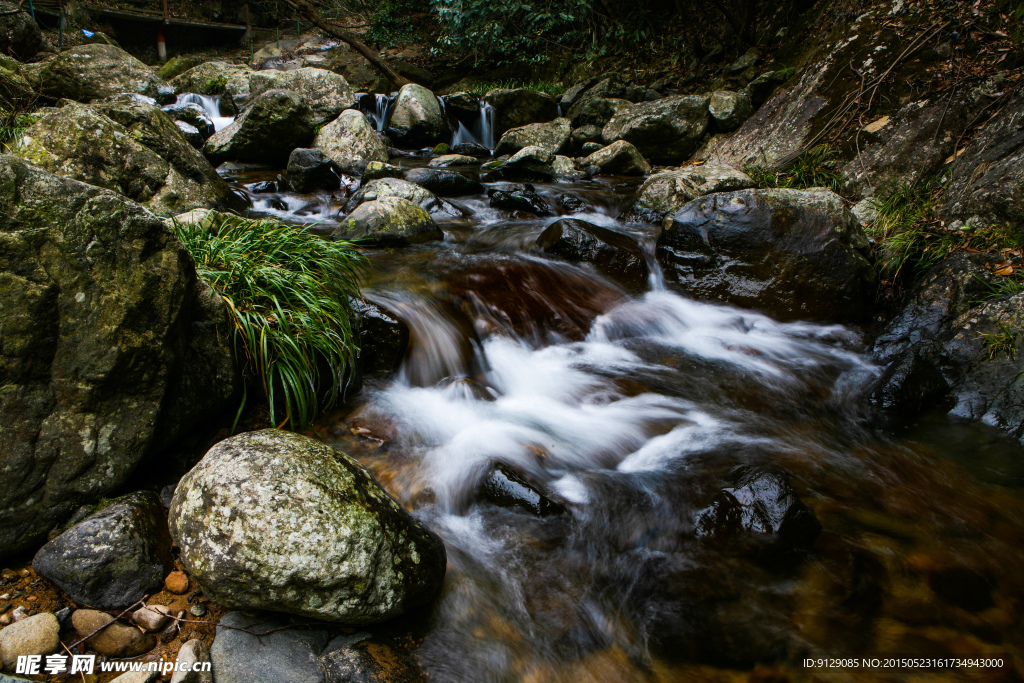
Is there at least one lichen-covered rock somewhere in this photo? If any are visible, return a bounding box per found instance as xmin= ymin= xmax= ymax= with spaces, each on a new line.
xmin=36 ymin=44 xmax=174 ymax=103
xmin=708 ymin=90 xmax=753 ymax=132
xmin=170 ymin=61 xmax=249 ymax=97
xmin=494 ymin=118 xmax=571 ymax=157
xmin=227 ymin=67 xmax=356 ymax=126
xmin=314 ymin=109 xmax=389 ymax=175
xmin=344 ymin=177 xmax=459 ymax=217
xmin=335 ymin=196 xmax=444 ymax=247
xmin=32 ymin=492 xmax=173 ymax=610
xmin=577 ymin=140 xmax=651 ymax=176
xmin=168 ymin=430 xmax=447 ymax=623
xmin=656 ymin=188 xmax=877 ymax=322
xmin=621 ymin=164 xmax=755 ymax=223
xmin=567 ymin=97 xmax=631 ymax=128
xmin=14 ymin=101 xmax=241 ymax=215
xmin=428 ymin=153 xmax=479 ymax=167
xmin=204 ymin=89 xmax=315 ymax=165
xmin=363 ymin=160 xmax=405 ymax=180
xmin=0 ymin=1 xmax=43 ymax=61
xmin=494 ymin=145 xmax=556 ymax=179
xmin=602 ymin=95 xmax=710 ymax=164
xmin=385 ymin=83 xmax=446 ymax=147
xmin=483 ymin=88 xmax=559 ymax=137
xmin=0 ymin=154 xmax=238 ymax=559
xmin=537 ymin=218 xmax=647 ymax=291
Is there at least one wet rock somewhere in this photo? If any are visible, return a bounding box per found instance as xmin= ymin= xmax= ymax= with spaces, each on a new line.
xmin=15 ymin=100 xmax=241 ymax=215
xmin=494 ymin=145 xmax=556 ymax=180
xmin=231 ymin=67 xmax=356 ymax=125
xmin=351 ymin=298 xmax=410 ymax=377
xmin=404 ymin=167 xmax=482 ymax=197
xmin=169 ymin=639 xmax=212 ymax=683
xmin=161 ymin=102 xmax=215 ymax=138
xmin=336 ymin=197 xmax=443 ymax=247
xmin=695 ymin=466 xmax=821 ymax=549
xmin=249 ymin=180 xmax=279 ymax=193
xmin=621 ymin=163 xmax=755 ymax=223
xmin=559 ymin=194 xmax=587 ymax=213
xmin=314 ymin=109 xmax=390 ymax=175
xmin=488 ymin=184 xmax=550 ymax=215
xmin=538 ymin=218 xmax=647 ymax=291
xmin=72 ymin=609 xmax=156 ymax=657
xmin=32 ymin=491 xmax=172 ymax=610
xmin=708 ymin=90 xmax=753 ymax=132
xmin=36 ymin=44 xmax=174 ymax=103
xmin=0 ymin=2 xmax=43 ymax=60
xmin=286 ymin=148 xmax=340 ymax=193
xmin=170 ymin=61 xmax=249 ymax=97
xmin=451 ymin=142 xmax=490 ymax=157
xmin=174 ymin=121 xmax=204 ymax=149
xmin=480 ymin=464 xmax=564 ymax=517
xmin=210 ymin=612 xmax=329 ymax=683
xmin=0 ymin=155 xmax=238 ymax=558
xmin=169 ymin=430 xmax=447 ymax=623
xmin=0 ymin=612 xmax=59 ymax=671
xmin=581 ymin=142 xmax=602 ymax=155
xmin=568 ymin=97 xmax=632 ymax=128
xmin=656 ymin=188 xmax=877 ymax=322
xmin=386 ymin=83 xmax=447 ymax=147
xmin=483 ymin=88 xmax=559 ymax=137
xmin=363 ymin=160 xmax=405 ymax=180
xmin=928 ymin=566 xmax=994 ymax=613
xmin=321 ymin=633 xmax=423 ymax=683
xmin=602 ymin=95 xmax=710 ymax=164
xmin=494 ymin=117 xmax=571 ymax=156
xmin=577 ymin=140 xmax=651 ymax=176
xmin=345 ymin=177 xmax=460 ymax=217
xmin=429 ymin=153 xmax=479 ymax=167
xmin=442 ymin=91 xmax=480 ymax=116
xmin=205 ymin=89 xmax=316 ymax=166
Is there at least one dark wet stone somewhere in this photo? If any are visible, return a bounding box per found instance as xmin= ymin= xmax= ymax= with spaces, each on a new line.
xmin=928 ymin=566 xmax=994 ymax=613
xmin=287 ymin=148 xmax=340 ymax=193
xmin=487 ymin=184 xmax=550 ymax=215
xmin=558 ymin=194 xmax=587 ymax=213
xmin=249 ymin=180 xmax=279 ymax=193
xmin=695 ymin=466 xmax=821 ymax=549
xmin=321 ymin=633 xmax=423 ymax=683
xmin=404 ymin=168 xmax=483 ymax=197
xmin=480 ymin=464 xmax=564 ymax=517
xmin=211 ymin=612 xmax=330 ymax=683
xmin=537 ymin=218 xmax=647 ymax=292
xmin=451 ymin=142 xmax=490 ymax=157
xmin=32 ymin=491 xmax=173 ymax=610
xmin=162 ymin=102 xmax=215 ymax=138
xmin=351 ymin=298 xmax=409 ymax=377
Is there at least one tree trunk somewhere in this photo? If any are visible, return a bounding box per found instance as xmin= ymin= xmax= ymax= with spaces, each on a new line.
xmin=279 ymin=0 xmax=412 ymax=88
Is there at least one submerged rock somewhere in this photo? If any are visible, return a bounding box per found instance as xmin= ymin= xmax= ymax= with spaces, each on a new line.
xmin=204 ymin=89 xmax=315 ymax=165
xmin=602 ymin=95 xmax=710 ymax=164
xmin=577 ymin=140 xmax=651 ymax=176
xmin=386 ymin=83 xmax=447 ymax=147
xmin=537 ymin=218 xmax=648 ymax=291
xmin=480 ymin=464 xmax=564 ymax=517
xmin=32 ymin=491 xmax=173 ymax=610
xmin=36 ymin=44 xmax=173 ymax=103
xmin=488 ymin=184 xmax=550 ymax=215
xmin=169 ymin=430 xmax=447 ymax=623
xmin=404 ymin=167 xmax=482 ymax=197
xmin=351 ymin=298 xmax=410 ymax=377
xmin=621 ymin=163 xmax=755 ymax=223
xmin=314 ymin=109 xmax=390 ymax=175
xmin=336 ymin=196 xmax=444 ymax=247
xmin=656 ymin=187 xmax=877 ymax=322
xmin=0 ymin=155 xmax=238 ymax=556
xmin=494 ymin=117 xmax=571 ymax=157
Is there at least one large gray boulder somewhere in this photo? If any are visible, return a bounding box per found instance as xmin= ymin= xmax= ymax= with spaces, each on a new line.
xmin=35 ymin=44 xmax=174 ymax=103
xmin=335 ymin=196 xmax=444 ymax=247
xmin=708 ymin=90 xmax=753 ymax=132
xmin=483 ymin=88 xmax=559 ymax=137
xmin=577 ymin=140 xmax=651 ymax=176
xmin=169 ymin=430 xmax=446 ymax=623
xmin=602 ymin=95 xmax=710 ymax=164
xmin=0 ymin=2 xmax=43 ymax=61
xmin=621 ymin=164 xmax=755 ymax=223
xmin=32 ymin=492 xmax=173 ymax=610
xmin=0 ymin=155 xmax=238 ymax=558
xmin=313 ymin=109 xmax=389 ymax=175
xmin=344 ymin=177 xmax=460 ymax=217
xmin=227 ymin=67 xmax=357 ymax=125
xmin=14 ymin=101 xmax=242 ymax=215
xmin=204 ymin=89 xmax=315 ymax=165
xmin=656 ymin=188 xmax=877 ymax=322
xmin=567 ymin=97 xmax=631 ymax=128
xmin=385 ymin=83 xmax=446 ymax=147
xmin=170 ymin=61 xmax=250 ymax=97
xmin=494 ymin=117 xmax=570 ymax=157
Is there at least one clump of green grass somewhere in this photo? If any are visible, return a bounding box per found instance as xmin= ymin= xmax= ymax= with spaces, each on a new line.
xmin=0 ymin=112 xmax=38 ymax=148
xmin=465 ymin=80 xmax=563 ymax=97
xmin=981 ymin=322 xmax=1017 ymax=362
xmin=172 ymin=213 xmax=368 ymax=431
xmin=742 ymin=144 xmax=845 ymax=195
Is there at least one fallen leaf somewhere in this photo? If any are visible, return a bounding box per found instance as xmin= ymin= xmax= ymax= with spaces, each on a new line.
xmin=945 ymin=147 xmax=966 ymax=164
xmin=996 ymin=265 xmax=1014 ymax=276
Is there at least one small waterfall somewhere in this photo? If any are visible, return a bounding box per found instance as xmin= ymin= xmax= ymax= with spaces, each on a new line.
xmin=451 ymin=101 xmax=496 ymax=151
xmin=176 ymin=93 xmax=235 ymax=132
xmin=357 ymin=92 xmax=394 ymax=131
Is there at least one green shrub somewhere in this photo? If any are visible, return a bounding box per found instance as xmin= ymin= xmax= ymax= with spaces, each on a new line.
xmin=172 ymin=214 xmax=368 ymax=430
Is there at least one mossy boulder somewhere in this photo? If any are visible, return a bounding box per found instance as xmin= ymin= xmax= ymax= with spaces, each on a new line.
xmin=157 ymin=55 xmax=205 ymax=81
xmin=483 ymin=88 xmax=559 ymax=137
xmin=169 ymin=429 xmax=447 ymax=622
xmin=314 ymin=109 xmax=389 ymax=175
xmin=35 ymin=44 xmax=174 ymax=103
xmin=14 ymin=101 xmax=243 ymax=215
xmin=336 ymin=196 xmax=444 ymax=247
xmin=0 ymin=154 xmax=239 ymax=558
xmin=602 ymin=95 xmax=710 ymax=164
xmin=344 ymin=177 xmax=460 ymax=217
xmin=385 ymin=83 xmax=447 ymax=148
xmin=494 ymin=117 xmax=571 ymax=157
xmin=621 ymin=164 xmax=755 ymax=223
xmin=204 ymin=89 xmax=315 ymax=166
xmin=170 ymin=61 xmax=248 ymax=97
xmin=226 ymin=67 xmax=357 ymax=126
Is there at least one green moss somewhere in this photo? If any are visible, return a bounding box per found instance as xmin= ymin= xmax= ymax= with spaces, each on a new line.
xmin=432 ymin=142 xmax=450 ymax=155
xmin=202 ymin=74 xmax=229 ymax=95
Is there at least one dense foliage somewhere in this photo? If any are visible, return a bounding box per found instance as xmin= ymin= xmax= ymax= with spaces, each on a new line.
xmin=172 ymin=214 xmax=367 ymax=430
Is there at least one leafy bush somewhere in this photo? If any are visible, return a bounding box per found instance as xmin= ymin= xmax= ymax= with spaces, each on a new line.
xmin=172 ymin=213 xmax=368 ymax=430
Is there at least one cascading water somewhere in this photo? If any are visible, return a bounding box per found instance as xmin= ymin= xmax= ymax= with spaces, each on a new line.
xmin=357 ymin=92 xmax=395 ymax=131
xmin=176 ymin=92 xmax=235 ymax=132
xmin=451 ymin=100 xmax=497 ymax=150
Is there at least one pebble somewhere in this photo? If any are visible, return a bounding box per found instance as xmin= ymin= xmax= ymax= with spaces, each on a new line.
xmin=165 ymin=571 xmax=189 ymax=594
xmin=133 ymin=605 xmax=170 ymax=632
xmin=169 ymin=639 xmax=213 ymax=683
xmin=0 ymin=602 xmax=9 ymax=614
xmin=72 ymin=609 xmax=156 ymax=657
xmin=11 ymin=606 xmax=30 ymax=621
xmin=0 ymin=612 xmax=60 ymax=671
xmin=189 ymin=604 xmax=207 ymax=618
xmin=0 ymin=614 xmax=10 ymax=625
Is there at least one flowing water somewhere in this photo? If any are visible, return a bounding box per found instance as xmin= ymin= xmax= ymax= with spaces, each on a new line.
xmin=220 ymin=153 xmax=1024 ymax=681
xmin=176 ymin=93 xmax=235 ymax=132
